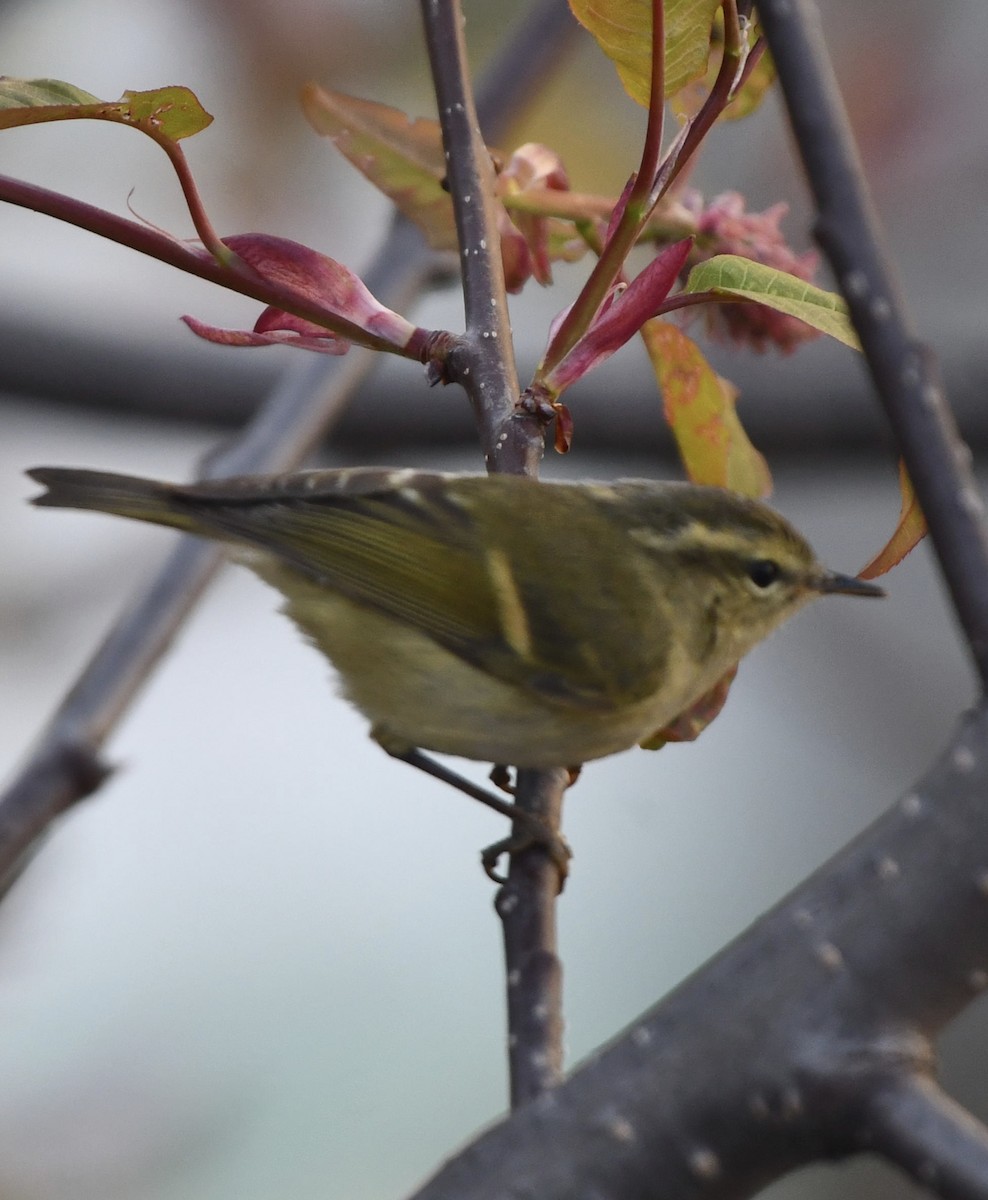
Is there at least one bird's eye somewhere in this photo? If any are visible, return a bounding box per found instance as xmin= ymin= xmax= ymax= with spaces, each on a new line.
xmin=747 ymin=559 xmax=781 ymax=589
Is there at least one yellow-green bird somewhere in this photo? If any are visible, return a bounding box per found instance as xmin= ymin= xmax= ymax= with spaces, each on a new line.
xmin=28 ymin=466 xmax=883 ymax=770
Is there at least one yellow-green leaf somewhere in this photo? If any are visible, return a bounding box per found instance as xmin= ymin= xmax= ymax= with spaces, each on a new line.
xmin=117 ymin=87 xmax=213 ymax=140
xmin=684 ymin=254 xmax=861 ymax=349
xmin=642 ymin=318 xmax=771 ymax=498
xmin=301 ymin=83 xmax=457 ymax=251
xmin=0 ymin=77 xmax=100 ymax=109
xmin=722 ymin=45 xmax=776 ymax=120
xmin=858 ymin=460 xmax=927 ymax=579
xmin=0 ymin=78 xmax=212 ymax=140
xmin=670 ymin=15 xmax=776 ymax=122
xmin=568 ymin=0 xmax=722 ymax=107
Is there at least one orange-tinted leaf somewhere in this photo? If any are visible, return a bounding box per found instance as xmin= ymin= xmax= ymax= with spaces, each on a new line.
xmin=858 ymin=460 xmax=927 ymax=579
xmin=642 ymin=318 xmax=771 ymax=498
xmin=568 ymin=0 xmax=721 ymax=108
xmin=0 ymin=78 xmax=212 ymax=139
xmin=553 ymin=402 xmax=574 ymax=453
xmin=639 ymin=665 xmax=739 ymax=749
xmin=301 ymin=83 xmax=457 ymax=251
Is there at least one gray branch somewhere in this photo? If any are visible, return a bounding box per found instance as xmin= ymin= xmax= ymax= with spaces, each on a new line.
xmin=407 ymin=706 xmax=988 ymax=1199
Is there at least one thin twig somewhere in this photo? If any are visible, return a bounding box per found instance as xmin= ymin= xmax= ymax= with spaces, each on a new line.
xmin=0 ymin=173 xmax=422 ymax=355
xmin=758 ymin=0 xmax=988 ymax=686
xmin=865 ymin=1075 xmax=988 ymax=1200
xmin=539 ymin=0 xmax=667 ymax=377
xmin=421 ymin=0 xmax=537 ymax=469
xmin=420 ymin=0 xmax=570 ymax=1104
xmin=495 ymin=767 xmax=568 ymax=1107
xmin=661 ymin=0 xmax=745 ymax=194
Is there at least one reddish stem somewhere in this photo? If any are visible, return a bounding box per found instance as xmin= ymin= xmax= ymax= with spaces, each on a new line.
xmin=537 ymin=0 xmax=667 ymax=377
xmin=0 ymin=172 xmax=426 ymax=357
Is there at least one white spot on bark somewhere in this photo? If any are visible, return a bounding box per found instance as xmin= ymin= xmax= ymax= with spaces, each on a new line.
xmin=900 ymin=793 xmax=923 ymax=817
xmin=960 ymin=488 xmax=985 ymax=517
xmin=815 ymin=941 xmax=844 ymax=971
xmin=953 ymin=744 xmax=976 ymax=774
xmin=688 ymin=1147 xmax=721 ymax=1179
xmin=607 ymin=1116 xmax=636 ymax=1143
xmin=876 ymin=856 xmax=900 ymax=881
xmin=843 ymin=269 xmax=868 ymax=297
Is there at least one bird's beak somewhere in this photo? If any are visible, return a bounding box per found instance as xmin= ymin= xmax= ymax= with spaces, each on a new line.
xmin=816 ymin=571 xmax=886 ymax=598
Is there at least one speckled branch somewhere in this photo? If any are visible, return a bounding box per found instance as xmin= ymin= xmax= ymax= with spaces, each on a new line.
xmin=758 ymin=0 xmax=988 ymax=685
xmin=420 ymin=0 xmax=571 ymax=1107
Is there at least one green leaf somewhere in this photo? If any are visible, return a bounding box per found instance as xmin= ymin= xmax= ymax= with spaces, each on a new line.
xmin=301 ymin=83 xmax=457 ymax=251
xmin=670 ymin=14 xmax=776 ymax=123
xmin=117 ymin=87 xmax=213 ymax=140
xmin=722 ymin=45 xmax=776 ymax=120
xmin=0 ymin=77 xmax=100 ymax=108
xmin=683 ymin=254 xmax=861 ymax=348
xmin=568 ymin=0 xmax=722 ymax=107
xmin=642 ymin=318 xmax=771 ymax=498
xmin=0 ymin=78 xmax=212 ymax=140
xmin=858 ymin=460 xmax=927 ymax=579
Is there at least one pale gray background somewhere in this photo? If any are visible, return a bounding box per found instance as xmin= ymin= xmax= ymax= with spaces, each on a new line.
xmin=1 ymin=2 xmax=986 ymax=1198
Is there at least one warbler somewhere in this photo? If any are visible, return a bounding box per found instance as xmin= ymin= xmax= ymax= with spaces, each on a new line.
xmin=28 ymin=466 xmax=883 ymax=769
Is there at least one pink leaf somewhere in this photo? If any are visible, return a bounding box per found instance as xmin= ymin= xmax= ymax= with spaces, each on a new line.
xmin=544 ymin=237 xmax=693 ymax=392
xmin=184 ymin=233 xmax=418 ymax=353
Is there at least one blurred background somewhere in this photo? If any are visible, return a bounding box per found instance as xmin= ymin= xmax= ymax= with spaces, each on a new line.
xmin=1 ymin=1 xmax=987 ymax=1197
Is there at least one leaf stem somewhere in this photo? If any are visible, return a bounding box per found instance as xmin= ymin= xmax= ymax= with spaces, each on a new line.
xmin=0 ymin=172 xmax=423 ymax=355
xmin=538 ymin=0 xmax=667 ymax=377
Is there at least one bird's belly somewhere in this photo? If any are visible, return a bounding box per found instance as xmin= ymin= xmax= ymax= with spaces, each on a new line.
xmin=255 ymin=562 xmax=729 ymax=768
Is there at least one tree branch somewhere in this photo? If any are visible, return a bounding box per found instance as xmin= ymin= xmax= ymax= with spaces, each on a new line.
xmin=406 ymin=705 xmax=988 ymax=1200
xmin=757 ymin=0 xmax=988 ymax=687
xmin=420 ymin=0 xmax=570 ymax=1105
xmin=865 ymin=1075 xmax=988 ymax=1200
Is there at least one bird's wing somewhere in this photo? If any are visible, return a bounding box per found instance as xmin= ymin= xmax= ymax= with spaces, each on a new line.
xmin=179 ymin=471 xmax=668 ymax=711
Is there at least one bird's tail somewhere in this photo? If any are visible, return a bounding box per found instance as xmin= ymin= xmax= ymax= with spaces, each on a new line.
xmin=27 ymin=467 xmax=200 ymax=534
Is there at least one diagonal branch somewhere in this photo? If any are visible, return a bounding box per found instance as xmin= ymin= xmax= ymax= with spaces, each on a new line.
xmin=406 ymin=704 xmax=988 ymax=1200
xmin=757 ymin=0 xmax=988 ymax=686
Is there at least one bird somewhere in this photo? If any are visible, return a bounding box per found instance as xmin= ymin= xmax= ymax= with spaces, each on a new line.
xmin=28 ymin=465 xmax=884 ymax=772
